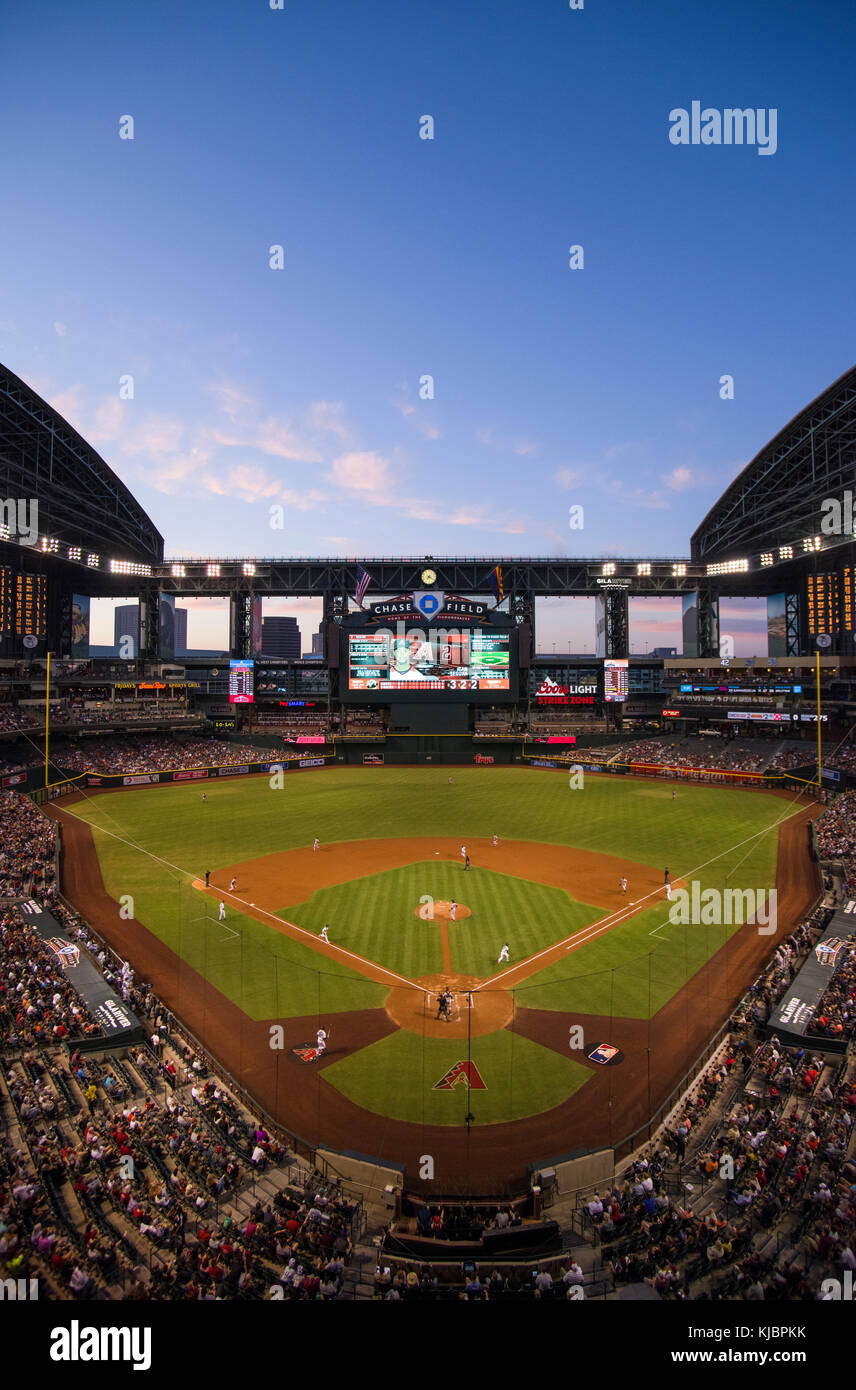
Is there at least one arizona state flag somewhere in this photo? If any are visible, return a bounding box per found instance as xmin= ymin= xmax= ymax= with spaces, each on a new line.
xmin=486 ymin=564 xmax=504 ymax=606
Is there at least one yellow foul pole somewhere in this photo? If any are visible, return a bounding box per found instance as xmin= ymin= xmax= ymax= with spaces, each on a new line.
xmin=816 ymin=650 xmax=821 ymax=787
xmin=44 ymin=650 xmax=50 ymax=784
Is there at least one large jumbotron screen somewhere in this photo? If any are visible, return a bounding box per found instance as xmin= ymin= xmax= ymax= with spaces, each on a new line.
xmin=346 ymin=629 xmax=513 ymax=694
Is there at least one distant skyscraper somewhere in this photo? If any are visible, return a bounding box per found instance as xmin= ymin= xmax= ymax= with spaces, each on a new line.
xmin=311 ymin=624 xmax=325 ymax=657
xmin=174 ymin=607 xmax=188 ymax=656
xmin=650 ymin=647 xmax=678 ymax=657
xmin=114 ymin=604 xmax=139 ymax=657
xmin=261 ymin=616 xmax=300 ymax=658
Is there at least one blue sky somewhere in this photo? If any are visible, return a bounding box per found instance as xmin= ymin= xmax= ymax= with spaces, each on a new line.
xmin=2 ymin=0 xmax=854 ymax=652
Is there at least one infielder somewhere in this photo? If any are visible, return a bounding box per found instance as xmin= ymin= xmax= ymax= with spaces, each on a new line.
xmin=319 ymin=924 xmax=330 ymax=943
xmin=620 ymin=877 xmax=627 ymax=894
xmin=460 ymin=845 xmax=467 ymax=861
xmin=492 ymin=835 xmax=498 ymax=848
xmin=498 ymin=943 xmax=510 ymax=963
xmin=313 ymin=838 xmax=320 ymax=852
xmin=229 ymin=877 xmax=237 ymax=892
xmin=218 ymin=901 xmax=226 ymax=921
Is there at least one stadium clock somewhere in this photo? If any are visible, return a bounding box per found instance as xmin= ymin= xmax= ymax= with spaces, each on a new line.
xmin=421 ymin=568 xmax=437 ymax=585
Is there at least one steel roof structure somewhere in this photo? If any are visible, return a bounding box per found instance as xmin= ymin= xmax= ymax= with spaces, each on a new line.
xmin=0 ymin=363 xmax=164 ymax=565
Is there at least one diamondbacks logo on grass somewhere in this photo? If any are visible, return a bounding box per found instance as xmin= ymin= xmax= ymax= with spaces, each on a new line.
xmin=587 ymin=1042 xmax=624 ymax=1067
xmin=290 ymin=1043 xmax=321 ymax=1064
xmin=433 ymin=1060 xmax=487 ymax=1091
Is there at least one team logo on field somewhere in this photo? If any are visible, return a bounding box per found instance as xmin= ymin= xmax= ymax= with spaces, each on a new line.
xmin=433 ymin=1060 xmax=487 ymax=1091
xmin=290 ymin=1043 xmax=322 ymax=1064
xmin=587 ymin=1042 xmax=623 ymax=1066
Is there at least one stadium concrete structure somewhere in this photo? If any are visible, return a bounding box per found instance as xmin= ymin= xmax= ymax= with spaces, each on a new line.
xmin=1 ymin=359 xmax=855 ymax=1195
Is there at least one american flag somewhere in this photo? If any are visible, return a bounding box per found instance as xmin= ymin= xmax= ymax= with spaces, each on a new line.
xmin=354 ymin=564 xmax=373 ymax=607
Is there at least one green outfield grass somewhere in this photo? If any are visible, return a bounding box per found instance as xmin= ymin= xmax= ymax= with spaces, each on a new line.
xmin=69 ymin=766 xmax=799 ymax=1030
xmin=322 ymin=1026 xmax=592 ymax=1125
xmin=280 ymin=861 xmax=604 ymax=978
xmin=69 ymin=765 xmax=799 ymax=871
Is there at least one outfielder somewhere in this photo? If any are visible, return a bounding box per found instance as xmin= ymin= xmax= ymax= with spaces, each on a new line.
xmin=498 ymin=943 xmax=510 ymax=963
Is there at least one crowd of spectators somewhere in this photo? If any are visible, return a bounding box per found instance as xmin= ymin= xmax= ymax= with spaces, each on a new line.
xmin=806 ymin=950 xmax=856 ymax=1043
xmin=0 ymin=877 xmax=358 ymax=1301
xmin=0 ymin=792 xmax=57 ymax=898
xmin=577 ymin=1034 xmax=856 ymax=1300
xmin=52 ymin=735 xmax=295 ymax=775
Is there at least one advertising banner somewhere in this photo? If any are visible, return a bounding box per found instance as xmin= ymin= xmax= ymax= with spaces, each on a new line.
xmin=173 ymin=769 xmax=209 ymax=782
xmin=122 ymin=773 xmax=161 ymax=786
xmin=363 ymin=754 xmax=384 ymax=765
xmin=23 ymin=900 xmax=143 ymax=1044
xmin=299 ymin=758 xmax=326 ymax=768
xmin=216 ymin=765 xmax=250 ymax=777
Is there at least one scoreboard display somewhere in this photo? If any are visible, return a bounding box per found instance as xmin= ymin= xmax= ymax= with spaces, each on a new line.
xmin=0 ymin=567 xmax=46 ymax=649
xmin=806 ymin=572 xmax=842 ymax=636
xmin=604 ymin=658 xmax=629 ymax=702
xmin=0 ymin=568 xmax=14 ymax=635
xmin=228 ymin=658 xmax=254 ymax=704
xmin=16 ymin=573 xmax=46 ymax=638
xmin=347 ymin=629 xmax=513 ymax=694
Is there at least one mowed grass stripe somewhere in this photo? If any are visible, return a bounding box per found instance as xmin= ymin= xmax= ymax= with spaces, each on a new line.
xmin=70 ymin=767 xmax=801 ymax=873
xmin=281 ymin=862 xmax=603 ymax=980
xmin=516 ymin=830 xmax=780 ymax=1018
xmin=88 ymin=826 xmax=388 ymax=1020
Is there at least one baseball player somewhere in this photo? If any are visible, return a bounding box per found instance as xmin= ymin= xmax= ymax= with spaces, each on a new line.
xmin=448 ymin=777 xmax=452 ymax=785
xmin=464 ymin=854 xmax=470 ymax=871
xmin=204 ymin=870 xmax=210 ymax=888
xmin=671 ymin=790 xmax=676 ymax=800
xmin=201 ymin=793 xmax=206 ymax=802
xmin=664 ymin=868 xmax=670 ymax=884
xmin=620 ymin=877 xmax=627 ymax=894
xmin=665 ymin=881 xmax=672 ymax=901
xmin=460 ymin=845 xmax=467 ymax=862
xmin=315 ymin=1028 xmax=327 ymax=1057
xmin=319 ymin=924 xmax=330 ymax=943
xmin=449 ymin=900 xmax=457 ymax=922
xmin=498 ymin=943 xmax=510 ymax=964
xmin=218 ymin=901 xmax=226 ymax=921
xmin=313 ymin=838 xmax=320 ymax=852
xmin=229 ymin=877 xmax=237 ymax=892
xmin=492 ymin=835 xmax=498 ymax=848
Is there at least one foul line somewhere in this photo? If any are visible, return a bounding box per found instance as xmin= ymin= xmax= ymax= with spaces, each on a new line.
xmin=477 ymin=789 xmax=814 ymax=991
xmin=56 ymin=785 xmax=814 ymax=1001
xmin=53 ymin=802 xmax=429 ymax=995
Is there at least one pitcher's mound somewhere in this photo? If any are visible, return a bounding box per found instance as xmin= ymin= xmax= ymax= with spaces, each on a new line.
xmin=413 ymin=900 xmax=471 ymax=922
